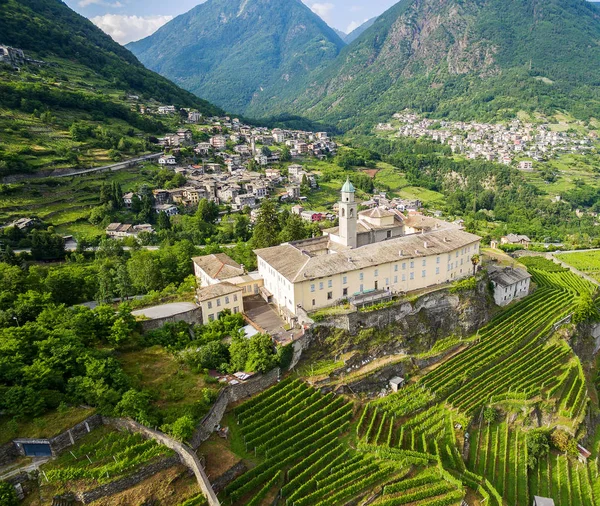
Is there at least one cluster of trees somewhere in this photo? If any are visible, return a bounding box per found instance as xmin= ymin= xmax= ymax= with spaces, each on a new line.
xmin=70 ymin=121 xmax=149 ymax=161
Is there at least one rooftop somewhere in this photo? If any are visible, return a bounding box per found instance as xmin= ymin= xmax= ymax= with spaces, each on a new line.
xmin=256 ymin=228 xmax=481 ymax=283
xmin=488 ymin=265 xmax=532 ymax=287
xmin=193 ymin=253 xmax=246 ymax=281
xmin=341 ymin=178 xmax=355 ymax=193
xmin=197 ymin=282 xmax=242 ymax=302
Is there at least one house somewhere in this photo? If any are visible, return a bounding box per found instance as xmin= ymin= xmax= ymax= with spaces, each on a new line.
xmin=195 ymin=143 xmax=212 ymax=156
xmin=153 ymin=204 xmax=179 ymax=216
xmin=8 ymin=217 xmax=40 ymax=230
xmin=153 ymin=190 xmax=171 ymax=204
xmin=518 ymin=161 xmax=534 ymax=171
xmin=389 ymin=377 xmax=405 ymax=392
xmin=300 ymin=210 xmax=323 ymax=222
xmin=188 ymin=111 xmax=202 ymax=123
xmin=291 ymin=205 xmax=304 ymax=215
xmin=488 ymin=266 xmax=531 ymax=306
xmin=193 ymin=253 xmax=246 ymax=287
xmin=176 ymin=129 xmax=193 ymax=146
xmin=157 ymin=106 xmax=176 ymax=115
xmin=256 ymin=182 xmax=481 ymax=317
xmin=286 ymin=186 xmax=301 ymax=200
xmin=234 ymin=194 xmax=257 ymax=210
xmin=210 ymin=135 xmax=227 ymax=149
xmin=265 ymin=168 xmax=281 ymax=180
xmin=532 ymin=498 xmax=555 ymax=506
xmin=122 ymin=192 xmax=136 ymax=209
xmin=105 ymin=223 xmax=154 ymax=239
xmin=501 ymin=234 xmax=532 ymax=249
xmin=158 ymin=155 xmax=176 ymax=166
xmin=197 ymin=282 xmax=243 ymax=323
xmin=288 ymin=165 xmax=304 ymax=180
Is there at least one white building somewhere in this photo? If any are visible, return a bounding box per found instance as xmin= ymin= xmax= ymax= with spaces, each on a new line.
xmin=488 ymin=266 xmax=531 ymax=306
xmin=159 ymin=155 xmax=176 ymax=166
xmin=197 ymin=282 xmax=243 ymax=323
xmin=255 ymin=182 xmax=481 ymax=317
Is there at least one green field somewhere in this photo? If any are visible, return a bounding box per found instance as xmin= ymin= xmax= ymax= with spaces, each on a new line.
xmin=557 ymin=250 xmax=600 ymax=283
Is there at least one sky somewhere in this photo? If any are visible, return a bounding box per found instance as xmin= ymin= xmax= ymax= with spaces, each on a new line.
xmin=63 ymin=0 xmax=399 ymax=44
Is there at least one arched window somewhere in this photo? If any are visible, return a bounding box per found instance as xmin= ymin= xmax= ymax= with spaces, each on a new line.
xmin=349 ymin=209 xmax=354 ymax=218
xmin=341 ymin=208 xmax=346 ymax=218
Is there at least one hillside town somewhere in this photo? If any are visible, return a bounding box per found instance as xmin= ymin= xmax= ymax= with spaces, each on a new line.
xmin=379 ymin=111 xmax=595 ymax=167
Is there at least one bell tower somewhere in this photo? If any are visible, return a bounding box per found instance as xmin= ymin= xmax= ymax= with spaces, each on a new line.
xmin=339 ymin=178 xmax=357 ymax=249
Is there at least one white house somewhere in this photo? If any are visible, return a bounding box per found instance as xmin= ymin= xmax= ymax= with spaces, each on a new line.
xmin=159 ymin=155 xmax=176 ymax=166
xmin=488 ymin=266 xmax=531 ymax=306
xmin=197 ymin=282 xmax=243 ymax=323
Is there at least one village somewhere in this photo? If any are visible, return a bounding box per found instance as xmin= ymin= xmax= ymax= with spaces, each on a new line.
xmin=378 ymin=111 xmax=596 ymax=168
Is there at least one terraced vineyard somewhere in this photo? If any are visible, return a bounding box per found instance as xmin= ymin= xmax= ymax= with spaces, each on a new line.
xmin=557 ymin=250 xmax=600 ymax=284
xmin=217 ymin=258 xmax=598 ymax=506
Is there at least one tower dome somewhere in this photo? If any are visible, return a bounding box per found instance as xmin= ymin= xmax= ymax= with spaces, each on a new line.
xmin=341 ymin=178 xmax=355 ymax=193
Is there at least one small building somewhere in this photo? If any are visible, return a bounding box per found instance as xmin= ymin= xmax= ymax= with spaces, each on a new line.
xmin=389 ymin=377 xmax=405 ymax=392
xmin=188 ymin=111 xmax=202 ymax=123
xmin=518 ymin=161 xmax=534 ymax=171
xmin=193 ymin=253 xmax=246 ymax=287
xmin=488 ymin=265 xmax=531 ymax=306
xmin=501 ymin=234 xmax=532 ymax=249
xmin=153 ymin=204 xmax=179 ymax=216
xmin=210 ymin=135 xmax=227 ymax=150
xmin=159 ymin=155 xmax=176 ymax=166
xmin=578 ymin=444 xmax=591 ymax=464
xmin=197 ymin=282 xmax=243 ymax=323
xmin=533 ymin=497 xmax=555 ymax=506
xmin=8 ymin=217 xmax=40 ymax=230
xmin=105 ymin=223 xmax=154 ymax=239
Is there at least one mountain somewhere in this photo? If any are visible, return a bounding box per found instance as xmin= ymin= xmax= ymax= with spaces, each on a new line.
xmin=0 ymin=0 xmax=223 ymax=177
xmin=127 ymin=0 xmax=346 ymax=115
xmin=333 ymin=28 xmax=348 ymax=41
xmin=0 ymin=0 xmax=221 ymax=115
xmin=272 ymin=0 xmax=600 ymax=130
xmin=344 ymin=17 xmax=377 ymax=44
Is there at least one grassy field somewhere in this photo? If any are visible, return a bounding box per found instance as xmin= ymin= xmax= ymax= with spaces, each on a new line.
xmin=118 ymin=346 xmax=221 ymax=425
xmin=0 ymin=406 xmax=96 ymax=445
xmin=0 ymin=165 xmax=156 ymax=238
xmin=557 ymin=250 xmax=600 ymax=282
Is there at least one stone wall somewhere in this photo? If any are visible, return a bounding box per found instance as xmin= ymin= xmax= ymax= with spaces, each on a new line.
xmin=13 ymin=414 xmax=103 ymax=458
xmin=0 ymin=441 xmax=19 ymax=467
xmin=190 ymin=368 xmax=280 ymax=449
xmin=139 ymin=306 xmax=202 ymax=332
xmin=78 ymin=455 xmax=181 ymax=504
xmin=103 ymin=417 xmax=220 ymax=506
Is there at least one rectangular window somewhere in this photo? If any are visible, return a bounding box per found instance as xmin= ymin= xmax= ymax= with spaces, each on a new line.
xmin=422 ymin=270 xmax=426 ymax=278
xmin=233 ymin=307 xmax=239 ymax=314
xmin=410 ymin=272 xmax=414 ymax=280
xmin=319 ymin=282 xmax=324 ymax=290
xmin=327 ymin=291 xmax=333 ymax=300
xmin=312 ymin=299 xmax=316 ymax=306
xmin=216 ymin=299 xmax=221 ymax=307
xmin=360 ymin=284 xmax=364 ymax=292
xmin=374 ymin=269 xmax=379 ymax=277
xmin=311 ymin=284 xmax=316 ymax=292
xmin=328 ymin=280 xmax=332 ymax=288
xmin=385 ymin=278 xmax=389 ymax=286
xmin=394 ymin=265 xmax=398 ymax=272
xmin=402 ymin=263 xmax=406 ymax=270
xmin=437 ymin=256 xmax=440 ymax=264
xmin=234 ymin=294 xmax=238 ymax=302
xmin=225 ymin=296 xmax=230 ymax=304
xmin=207 ymin=301 xmax=212 ymax=309
xmin=402 ymin=274 xmax=406 ymax=281
xmin=394 ymin=276 xmax=398 ymax=283
xmin=343 ymin=288 xmax=348 ymax=297
xmin=422 ymin=259 xmax=426 ymax=267
xmin=410 ymin=261 xmax=414 ymax=269
xmin=208 ymin=314 xmax=215 ymax=322
xmin=448 ymin=264 xmax=451 ymax=271
xmin=360 ymin=272 xmax=364 ymax=281
xmin=343 ymin=276 xmax=347 ymax=285
xmin=456 ymin=252 xmax=459 ymax=258
xmin=436 ymin=267 xmax=440 ymax=275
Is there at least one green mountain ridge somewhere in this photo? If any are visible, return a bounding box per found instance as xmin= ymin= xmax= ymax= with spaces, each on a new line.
xmin=272 ymin=0 xmax=600 ymax=129
xmin=344 ymin=17 xmax=377 ymax=44
xmin=0 ymin=0 xmax=223 ymax=176
xmin=126 ymin=0 xmax=346 ymax=115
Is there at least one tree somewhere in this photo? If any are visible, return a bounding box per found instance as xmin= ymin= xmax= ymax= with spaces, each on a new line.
xmin=115 ymin=389 xmax=157 ymax=426
xmin=185 ymin=341 xmax=229 ymax=371
xmin=526 ymin=429 xmax=550 ymax=469
xmin=246 ymin=334 xmax=277 ymax=373
xmin=280 ymin=146 xmax=292 ymax=161
xmin=0 ymin=480 xmax=19 ymax=506
xmin=127 ymin=251 xmax=163 ymax=293
xmin=471 ymin=254 xmax=481 ymax=275
xmin=572 ymin=294 xmax=600 ymax=324
xmin=483 ymin=407 xmax=497 ymax=424
xmin=157 ymin=211 xmax=171 ymax=231
xmin=279 ymin=213 xmax=307 ymax=243
xmin=115 ymin=263 xmax=133 ymax=301
xmin=163 ymin=415 xmax=196 ymax=442
xmin=30 ymin=230 xmax=65 ymax=261
xmin=96 ymin=262 xmax=116 ymax=304
xmin=252 ymin=199 xmax=281 ymax=249
xmin=551 ymin=429 xmax=578 ymax=456
xmin=196 ymin=199 xmax=220 ymax=224
xmin=233 ymin=214 xmax=251 ymax=241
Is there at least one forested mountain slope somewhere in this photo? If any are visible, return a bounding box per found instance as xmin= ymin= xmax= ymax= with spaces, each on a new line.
xmin=0 ymin=0 xmax=222 ymax=176
xmin=271 ymin=0 xmax=600 ymax=130
xmin=127 ymin=0 xmax=346 ymax=115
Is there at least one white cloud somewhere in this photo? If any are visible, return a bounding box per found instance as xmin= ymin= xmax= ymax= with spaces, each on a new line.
xmin=307 ymin=2 xmax=335 ymax=23
xmin=91 ymin=14 xmax=173 ymax=44
xmin=79 ymin=0 xmax=123 ymax=7
xmin=346 ymin=18 xmax=369 ymax=34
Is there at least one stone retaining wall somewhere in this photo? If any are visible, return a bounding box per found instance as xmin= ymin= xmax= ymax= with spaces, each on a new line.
xmin=103 ymin=417 xmax=220 ymax=506
xmin=77 ymin=455 xmax=180 ymax=504
xmin=190 ymin=368 xmax=280 ymax=449
xmin=0 ymin=442 xmax=19 ymax=467
xmin=139 ymin=306 xmax=203 ymax=332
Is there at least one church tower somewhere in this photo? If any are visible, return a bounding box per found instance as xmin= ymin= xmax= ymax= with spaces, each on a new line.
xmin=339 ymin=178 xmax=357 ymax=249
